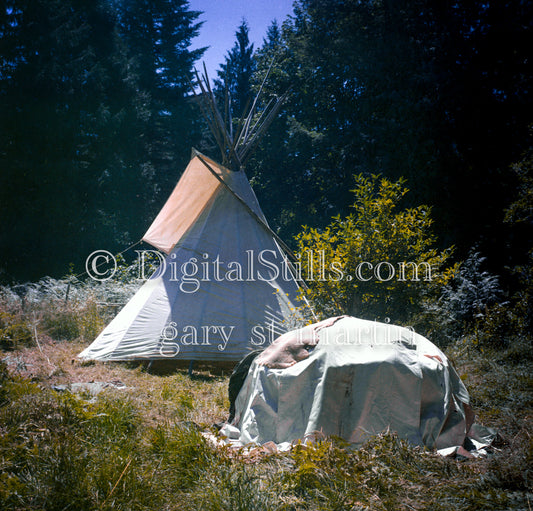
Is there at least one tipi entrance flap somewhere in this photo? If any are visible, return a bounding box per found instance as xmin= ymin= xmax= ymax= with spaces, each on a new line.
xmin=142 ymin=154 xmax=228 ymax=254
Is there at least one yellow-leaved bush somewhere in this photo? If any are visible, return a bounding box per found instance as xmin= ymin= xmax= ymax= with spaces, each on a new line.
xmin=295 ymin=174 xmax=457 ymax=325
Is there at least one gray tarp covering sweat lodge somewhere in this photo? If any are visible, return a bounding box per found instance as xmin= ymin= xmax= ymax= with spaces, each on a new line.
xmin=220 ymin=316 xmax=495 ymax=454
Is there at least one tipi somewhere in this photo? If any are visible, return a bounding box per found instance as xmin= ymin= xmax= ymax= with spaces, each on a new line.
xmin=79 ymin=69 xmax=306 ymax=362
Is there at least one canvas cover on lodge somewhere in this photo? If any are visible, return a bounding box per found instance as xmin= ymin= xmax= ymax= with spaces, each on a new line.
xmin=221 ymin=316 xmax=495 ymax=453
xmin=78 ymin=153 xmax=303 ymax=362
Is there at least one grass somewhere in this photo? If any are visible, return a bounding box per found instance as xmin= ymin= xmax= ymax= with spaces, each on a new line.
xmin=1 ymin=337 xmax=531 ymax=510
xmin=0 ymin=284 xmax=532 ymax=509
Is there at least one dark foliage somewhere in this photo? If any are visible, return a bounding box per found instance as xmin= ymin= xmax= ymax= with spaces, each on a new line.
xmin=247 ymin=0 xmax=532 ymax=281
xmin=0 ymin=0 xmax=204 ymax=281
xmin=213 ymin=20 xmax=255 ymax=122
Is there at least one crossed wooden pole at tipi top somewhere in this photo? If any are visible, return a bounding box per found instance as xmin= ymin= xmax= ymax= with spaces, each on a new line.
xmin=190 ymin=60 xmax=290 ymax=171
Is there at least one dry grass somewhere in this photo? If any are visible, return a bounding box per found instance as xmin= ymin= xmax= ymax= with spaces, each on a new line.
xmin=2 ymin=338 xmax=231 ymax=428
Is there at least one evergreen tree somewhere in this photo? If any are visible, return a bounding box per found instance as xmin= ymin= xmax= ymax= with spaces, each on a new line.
xmin=248 ymin=0 xmax=533 ymax=279
xmin=0 ymin=0 xmax=204 ymax=281
xmin=214 ymin=20 xmax=255 ymax=119
xmin=113 ymin=0 xmax=204 ymax=214
xmin=0 ymin=0 xmax=131 ymax=280
xmin=259 ymin=19 xmax=282 ymax=53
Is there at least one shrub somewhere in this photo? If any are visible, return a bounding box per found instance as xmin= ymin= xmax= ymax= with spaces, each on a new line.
xmin=38 ymin=299 xmax=81 ymax=340
xmin=441 ymin=249 xmax=501 ymax=326
xmin=0 ymin=271 xmax=138 ymax=345
xmin=0 ymin=309 xmax=32 ymax=351
xmin=295 ymin=174 xmax=456 ymax=324
xmin=416 ymin=249 xmax=503 ymax=346
xmin=469 ymin=146 xmax=533 ymax=352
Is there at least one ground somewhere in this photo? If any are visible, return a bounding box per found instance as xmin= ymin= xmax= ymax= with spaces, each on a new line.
xmin=1 ymin=335 xmax=532 ymax=510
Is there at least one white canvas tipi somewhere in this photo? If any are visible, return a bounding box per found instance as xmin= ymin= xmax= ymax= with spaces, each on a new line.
xmin=78 ymin=151 xmax=304 ymax=362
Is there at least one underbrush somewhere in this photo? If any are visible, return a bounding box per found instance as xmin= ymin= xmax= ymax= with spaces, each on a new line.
xmin=281 ymin=434 xmax=511 ymax=510
xmin=0 ymin=362 xmax=219 ymax=510
xmin=448 ymin=335 xmax=533 ymax=498
xmin=0 ymin=273 xmax=142 ymax=349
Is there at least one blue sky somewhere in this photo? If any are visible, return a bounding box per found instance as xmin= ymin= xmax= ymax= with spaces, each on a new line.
xmin=188 ymin=0 xmax=295 ymax=80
